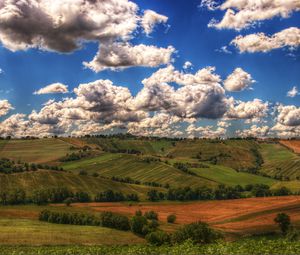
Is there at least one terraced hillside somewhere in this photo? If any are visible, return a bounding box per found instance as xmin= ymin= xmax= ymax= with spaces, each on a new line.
xmin=168 ymin=139 xmax=261 ymax=171
xmin=259 ymin=143 xmax=300 ymax=180
xmin=0 ymin=170 xmax=160 ymax=199
xmin=62 ymin=153 xmax=217 ymax=188
xmin=0 ymin=138 xmax=72 ymax=164
xmin=85 ymin=137 xmax=174 ymax=156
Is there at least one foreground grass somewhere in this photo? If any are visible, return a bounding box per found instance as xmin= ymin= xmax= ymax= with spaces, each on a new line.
xmin=1 ymin=237 xmax=300 ymax=255
xmin=0 ymin=218 xmax=144 ymax=245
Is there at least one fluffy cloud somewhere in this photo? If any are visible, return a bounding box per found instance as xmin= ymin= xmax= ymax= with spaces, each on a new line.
xmin=187 ymin=123 xmax=228 ymax=138
xmin=0 ymin=0 xmax=173 ymax=72
xmin=276 ymin=104 xmax=300 ymax=126
xmin=287 ymin=86 xmax=299 ymax=98
xmin=203 ymin=0 xmax=300 ymax=30
xmin=226 ymin=98 xmax=269 ymax=121
xmin=134 ymin=65 xmax=227 ymax=119
xmin=83 ymin=42 xmax=175 ymax=72
xmin=236 ymin=125 xmax=269 ymax=138
xmin=0 ymin=99 xmax=13 ymax=117
xmin=34 ymin=83 xmax=68 ymax=95
xmin=183 ymin=61 xmax=193 ymax=70
xmin=142 ymin=65 xmax=221 ymax=87
xmin=232 ymin=27 xmax=300 ymax=53
xmin=141 ymin=10 xmax=168 ymax=35
xmin=224 ymin=68 xmax=255 ymax=92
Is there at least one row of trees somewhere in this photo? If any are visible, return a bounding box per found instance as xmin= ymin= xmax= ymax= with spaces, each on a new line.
xmin=0 ymin=158 xmax=63 ymax=174
xmin=147 ymin=185 xmax=293 ymax=202
xmin=0 ymin=188 xmax=140 ymax=205
xmin=94 ymin=190 xmax=139 ymax=202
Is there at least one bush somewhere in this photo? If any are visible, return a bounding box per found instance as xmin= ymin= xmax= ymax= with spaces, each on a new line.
xmin=100 ymin=211 xmax=130 ymax=231
xmin=167 ymin=214 xmax=176 ymax=223
xmin=146 ymin=231 xmax=170 ymax=246
xmin=130 ymin=216 xmax=148 ymax=236
xmin=274 ymin=213 xmax=291 ymax=235
xmin=144 ymin=210 xmax=158 ymax=220
xmin=172 ymin=221 xmax=222 ymax=244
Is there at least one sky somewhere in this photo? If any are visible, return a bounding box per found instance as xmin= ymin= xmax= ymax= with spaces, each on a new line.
xmin=0 ymin=0 xmax=299 ymax=138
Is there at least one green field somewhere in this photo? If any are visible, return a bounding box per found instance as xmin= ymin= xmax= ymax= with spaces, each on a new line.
xmin=0 ymin=138 xmax=72 ymax=164
xmin=62 ymin=153 xmax=217 ymax=188
xmin=259 ymin=143 xmax=300 ymax=180
xmin=0 ymin=170 xmax=162 ymax=198
xmin=191 ymin=164 xmax=276 ymax=186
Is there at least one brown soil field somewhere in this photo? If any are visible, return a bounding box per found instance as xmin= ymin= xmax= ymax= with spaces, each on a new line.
xmin=59 ymin=196 xmax=300 ymax=235
xmin=280 ymin=140 xmax=300 ymax=154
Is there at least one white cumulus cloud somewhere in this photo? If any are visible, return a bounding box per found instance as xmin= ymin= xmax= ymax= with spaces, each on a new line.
xmin=287 ymin=86 xmax=299 ymax=98
xmin=141 ymin=10 xmax=168 ymax=35
xmin=0 ymin=99 xmax=13 ymax=117
xmin=203 ymin=0 xmax=300 ymax=30
xmin=232 ymin=27 xmax=300 ymax=53
xmin=34 ymin=83 xmax=69 ymax=95
xmin=224 ymin=68 xmax=255 ymax=92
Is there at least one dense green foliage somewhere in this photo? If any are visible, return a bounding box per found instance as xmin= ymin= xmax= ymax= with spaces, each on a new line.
xmin=146 ymin=184 xmax=293 ymax=201
xmin=95 ymin=189 xmax=139 ymax=202
xmin=2 ymin=237 xmax=300 ymax=255
xmin=39 ymin=210 xmax=130 ymax=231
xmin=274 ymin=213 xmax=291 ymax=235
xmin=172 ymin=222 xmax=222 ymax=245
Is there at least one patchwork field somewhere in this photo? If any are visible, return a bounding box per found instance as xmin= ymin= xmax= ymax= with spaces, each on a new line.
xmin=0 ymin=170 xmax=162 ymax=198
xmin=63 ymin=196 xmax=300 ymax=235
xmin=259 ymin=143 xmax=300 ymax=180
xmin=167 ymin=139 xmax=260 ymax=171
xmin=1 ymin=196 xmax=300 ymax=246
xmin=62 ymin=153 xmax=217 ymax=188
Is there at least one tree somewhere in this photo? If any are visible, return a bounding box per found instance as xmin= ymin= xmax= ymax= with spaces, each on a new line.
xmin=145 ymin=231 xmax=170 ymax=246
xmin=167 ymin=214 xmax=176 ymax=223
xmin=64 ymin=198 xmax=73 ymax=206
xmin=144 ymin=211 xmax=158 ymax=220
xmin=172 ymin=221 xmax=222 ymax=244
xmin=130 ymin=216 xmax=148 ymax=236
xmin=274 ymin=213 xmax=291 ymax=235
xmin=147 ymin=190 xmax=160 ymax=202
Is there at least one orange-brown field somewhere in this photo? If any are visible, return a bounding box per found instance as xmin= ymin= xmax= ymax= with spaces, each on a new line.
xmin=280 ymin=140 xmax=300 ymax=154
xmin=54 ymin=196 xmax=300 ymax=235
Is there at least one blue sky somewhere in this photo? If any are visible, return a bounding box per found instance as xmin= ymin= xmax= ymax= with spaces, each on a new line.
xmin=0 ymin=0 xmax=299 ymax=138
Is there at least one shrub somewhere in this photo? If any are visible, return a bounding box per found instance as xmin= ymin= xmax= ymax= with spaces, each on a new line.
xmin=167 ymin=214 xmax=176 ymax=223
xmin=130 ymin=216 xmax=148 ymax=236
xmin=64 ymin=198 xmax=73 ymax=206
xmin=144 ymin=210 xmax=158 ymax=220
xmin=172 ymin=221 xmax=222 ymax=244
xmin=100 ymin=211 xmax=130 ymax=231
xmin=146 ymin=231 xmax=170 ymax=246
xmin=274 ymin=213 xmax=291 ymax=235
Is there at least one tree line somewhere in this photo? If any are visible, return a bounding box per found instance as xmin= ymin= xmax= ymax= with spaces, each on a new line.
xmin=146 ymin=184 xmax=293 ymax=202
xmin=0 ymin=188 xmax=140 ymax=205
xmin=0 ymin=158 xmax=63 ymax=174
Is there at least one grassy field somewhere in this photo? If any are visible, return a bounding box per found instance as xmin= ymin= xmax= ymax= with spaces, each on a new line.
xmin=191 ymin=164 xmax=275 ymax=186
xmin=62 ymin=153 xmax=217 ymax=188
xmin=0 ymin=218 xmax=144 ymax=245
xmin=259 ymin=143 xmax=300 ymax=180
xmin=0 ymin=170 xmax=162 ymax=199
xmin=0 ymin=138 xmax=72 ymax=164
